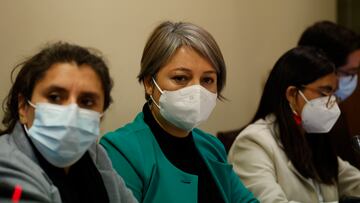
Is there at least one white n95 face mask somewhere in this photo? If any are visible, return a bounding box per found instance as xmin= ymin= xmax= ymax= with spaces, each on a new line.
xmin=150 ymin=78 xmax=217 ymax=131
xmin=335 ymin=74 xmax=358 ymax=101
xmin=298 ymin=91 xmax=341 ymax=133
xmin=24 ymin=102 xmax=101 ymax=167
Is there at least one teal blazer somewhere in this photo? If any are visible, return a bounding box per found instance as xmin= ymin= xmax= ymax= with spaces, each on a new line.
xmin=100 ymin=113 xmax=258 ymax=203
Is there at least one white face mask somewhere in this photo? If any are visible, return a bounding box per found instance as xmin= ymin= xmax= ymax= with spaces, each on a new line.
xmin=24 ymin=102 xmax=101 ymax=167
xmin=298 ymin=91 xmax=341 ymax=133
xmin=150 ymin=78 xmax=217 ymax=131
xmin=335 ymin=74 xmax=358 ymax=101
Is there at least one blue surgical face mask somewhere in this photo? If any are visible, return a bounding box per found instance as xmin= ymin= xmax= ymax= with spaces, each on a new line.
xmin=335 ymin=75 xmax=358 ymax=101
xmin=24 ymin=101 xmax=101 ymax=168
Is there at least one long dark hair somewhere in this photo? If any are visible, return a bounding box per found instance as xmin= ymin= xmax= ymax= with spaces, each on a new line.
xmin=252 ymin=46 xmax=338 ymax=184
xmin=1 ymin=42 xmax=113 ymax=135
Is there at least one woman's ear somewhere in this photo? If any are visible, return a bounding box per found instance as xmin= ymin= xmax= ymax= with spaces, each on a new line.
xmin=18 ymin=94 xmax=28 ymax=124
xmin=286 ymin=86 xmax=299 ymax=112
xmin=143 ymin=75 xmax=154 ymax=96
xmin=285 ymin=86 xmax=298 ymax=103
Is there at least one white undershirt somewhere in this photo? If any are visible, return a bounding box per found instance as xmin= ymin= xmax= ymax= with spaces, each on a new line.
xmin=309 ymin=179 xmax=338 ymax=203
xmin=311 ymin=179 xmax=324 ymax=202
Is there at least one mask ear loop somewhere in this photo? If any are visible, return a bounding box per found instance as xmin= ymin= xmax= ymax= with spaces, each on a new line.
xmin=298 ymin=90 xmax=309 ymax=103
xmin=20 ymin=100 xmax=36 ymax=132
xmin=99 ymin=112 xmax=105 ymax=118
xmin=289 ymin=102 xmax=302 ymax=125
xmin=23 ymin=124 xmax=31 ymax=137
xmin=289 ymin=103 xmax=298 ymax=115
xmin=289 ymin=89 xmax=304 ymax=125
xmin=151 ymin=77 xmax=164 ymax=94
xmin=149 ymin=78 xmax=163 ymax=109
xmin=27 ymin=100 xmax=36 ymax=108
xmin=288 ymin=88 xmax=303 ymax=115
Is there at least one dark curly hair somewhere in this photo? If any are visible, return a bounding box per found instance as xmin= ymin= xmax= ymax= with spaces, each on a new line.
xmin=1 ymin=42 xmax=113 ymax=135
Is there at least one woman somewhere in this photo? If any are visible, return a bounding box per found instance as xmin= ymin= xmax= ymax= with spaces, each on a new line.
xmin=100 ymin=21 xmax=258 ymax=203
xmin=228 ymin=46 xmax=360 ymax=203
xmin=0 ymin=42 xmax=136 ymax=203
xmin=298 ymin=21 xmax=360 ymax=169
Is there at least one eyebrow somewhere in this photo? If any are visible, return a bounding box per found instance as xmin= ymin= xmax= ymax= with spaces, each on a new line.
xmin=43 ymin=85 xmax=101 ymax=99
xmin=173 ymin=67 xmax=217 ymax=74
xmin=347 ymin=67 xmax=360 ymax=72
xmin=43 ymin=85 xmax=67 ymax=94
xmin=203 ymin=70 xmax=217 ymax=74
xmin=79 ymin=92 xmax=101 ymax=100
xmin=337 ymin=66 xmax=360 ymax=74
xmin=173 ymin=67 xmax=192 ymax=72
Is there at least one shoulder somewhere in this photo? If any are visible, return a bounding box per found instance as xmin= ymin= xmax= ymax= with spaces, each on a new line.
xmin=336 ymin=156 xmax=360 ymax=197
xmin=229 ymin=116 xmax=280 ymax=158
xmin=100 ymin=112 xmax=156 ymax=170
xmin=0 ymin=134 xmax=56 ymax=202
xmin=338 ymin=156 xmax=360 ymax=174
xmin=0 ymin=134 xmax=15 ymax=156
xmin=88 ymin=144 xmax=138 ymax=203
xmin=0 ymin=134 xmax=40 ymax=172
xmin=101 ymin=112 xmax=151 ymax=148
xmin=88 ymin=142 xmax=114 ymax=170
xmin=236 ymin=117 xmax=278 ymax=146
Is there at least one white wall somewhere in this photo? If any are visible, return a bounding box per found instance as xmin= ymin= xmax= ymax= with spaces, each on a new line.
xmin=0 ymin=0 xmax=336 ymax=135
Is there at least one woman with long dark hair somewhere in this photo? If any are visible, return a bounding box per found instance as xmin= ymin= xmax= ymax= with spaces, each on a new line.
xmin=228 ymin=46 xmax=360 ymax=203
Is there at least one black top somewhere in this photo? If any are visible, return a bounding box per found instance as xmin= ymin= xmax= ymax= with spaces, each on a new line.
xmin=143 ymin=104 xmax=224 ymax=203
xmin=25 ymin=127 xmax=109 ymax=203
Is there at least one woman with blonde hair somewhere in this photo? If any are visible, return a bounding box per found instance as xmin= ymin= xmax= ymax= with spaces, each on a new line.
xmin=101 ymin=21 xmax=258 ymax=203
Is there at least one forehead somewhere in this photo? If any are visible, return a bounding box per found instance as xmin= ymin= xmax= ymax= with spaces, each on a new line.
xmin=307 ymin=72 xmax=338 ymax=89
xmin=34 ymin=62 xmax=104 ymax=96
xmin=348 ymin=50 xmax=360 ymax=64
xmin=337 ymin=49 xmax=360 ymax=74
xmin=160 ymin=46 xmax=215 ymax=73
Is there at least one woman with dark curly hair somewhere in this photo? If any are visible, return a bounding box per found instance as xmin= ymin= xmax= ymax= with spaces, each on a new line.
xmin=0 ymin=42 xmax=136 ymax=203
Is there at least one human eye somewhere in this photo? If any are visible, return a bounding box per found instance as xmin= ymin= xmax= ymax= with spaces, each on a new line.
xmin=79 ymin=96 xmax=96 ymax=109
xmin=338 ymin=69 xmax=357 ymax=77
xmin=171 ymin=75 xmax=189 ymax=84
xmin=344 ymin=72 xmax=354 ymax=77
xmin=47 ymin=92 xmax=62 ymax=104
xmin=202 ymin=76 xmax=215 ymax=85
xmin=317 ymin=89 xmax=330 ymax=97
xmin=346 ymin=66 xmax=360 ymax=75
xmin=320 ymin=92 xmax=328 ymax=97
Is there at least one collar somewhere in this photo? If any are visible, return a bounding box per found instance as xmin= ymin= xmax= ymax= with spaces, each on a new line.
xmin=10 ymin=122 xmax=40 ymax=164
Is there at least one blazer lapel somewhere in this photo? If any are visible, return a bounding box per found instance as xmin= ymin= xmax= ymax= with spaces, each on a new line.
xmin=287 ymin=161 xmax=315 ymax=189
xmin=203 ymin=158 xmax=232 ymax=203
xmin=319 ymin=183 xmax=338 ymax=202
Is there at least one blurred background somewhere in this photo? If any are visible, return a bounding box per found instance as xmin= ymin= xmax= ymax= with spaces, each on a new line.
xmin=0 ymin=0 xmax=358 ymax=135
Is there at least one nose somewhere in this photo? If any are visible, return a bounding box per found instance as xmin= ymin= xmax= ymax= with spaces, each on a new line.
xmin=64 ymin=96 xmax=78 ymax=105
xmin=189 ymin=78 xmax=201 ymax=86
